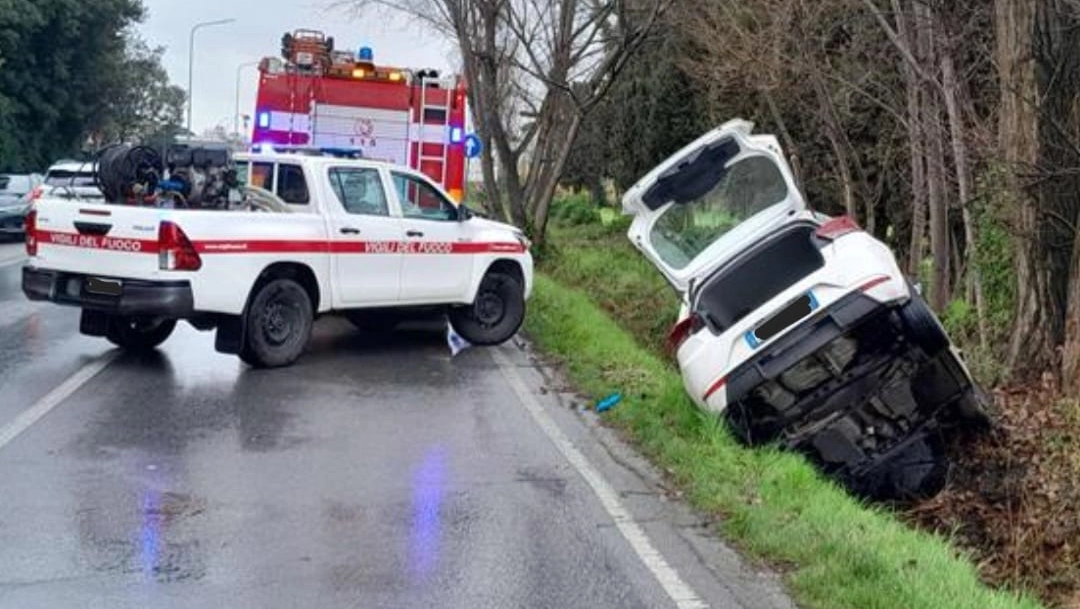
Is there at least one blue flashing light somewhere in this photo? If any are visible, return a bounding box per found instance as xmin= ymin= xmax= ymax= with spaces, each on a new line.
xmin=357 ymin=46 xmax=374 ymax=62
xmin=257 ymin=111 xmax=270 ymax=129
xmin=450 ymin=127 xmax=463 ymax=144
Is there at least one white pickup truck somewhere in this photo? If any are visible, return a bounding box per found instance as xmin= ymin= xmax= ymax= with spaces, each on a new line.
xmin=22 ymin=149 xmax=533 ymax=367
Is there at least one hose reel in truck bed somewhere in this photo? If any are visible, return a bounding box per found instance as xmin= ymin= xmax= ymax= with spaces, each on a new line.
xmin=92 ymin=143 xmax=290 ymax=212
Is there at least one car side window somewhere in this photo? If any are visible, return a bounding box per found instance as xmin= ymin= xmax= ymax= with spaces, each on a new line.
xmin=329 ymin=167 xmax=389 ymax=216
xmin=276 ymin=163 xmax=309 ymax=204
xmin=391 ymin=172 xmax=457 ymax=221
xmin=250 ymin=162 xmax=274 ymax=190
xmin=235 ymin=161 xmax=249 ymax=186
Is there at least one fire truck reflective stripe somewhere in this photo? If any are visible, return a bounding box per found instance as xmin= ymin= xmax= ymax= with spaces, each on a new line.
xmin=36 ymin=231 xmax=526 ymax=256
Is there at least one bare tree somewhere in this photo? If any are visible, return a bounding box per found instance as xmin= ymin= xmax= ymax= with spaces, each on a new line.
xmin=337 ymin=0 xmax=671 ymax=245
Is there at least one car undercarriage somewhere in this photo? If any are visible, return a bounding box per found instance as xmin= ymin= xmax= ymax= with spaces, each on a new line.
xmin=720 ymin=294 xmax=989 ymax=500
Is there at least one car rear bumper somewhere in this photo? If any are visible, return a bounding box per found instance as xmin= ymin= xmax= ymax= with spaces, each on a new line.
xmin=22 ymin=267 xmax=194 ymax=317
xmin=723 ymin=290 xmax=886 ymax=406
xmin=0 ymin=207 xmax=27 ymax=234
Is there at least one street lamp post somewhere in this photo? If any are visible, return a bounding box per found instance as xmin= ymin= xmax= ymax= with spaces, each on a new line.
xmin=187 ymin=18 xmax=236 ymax=134
xmin=235 ymin=61 xmax=259 ymax=139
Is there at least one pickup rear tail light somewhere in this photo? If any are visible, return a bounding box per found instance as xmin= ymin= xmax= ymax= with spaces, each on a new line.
xmin=815 ymin=216 xmax=861 ymax=241
xmin=25 ymin=209 xmax=37 ymax=257
xmin=158 ymin=221 xmax=202 ymax=271
xmin=666 ymin=313 xmax=703 ymax=355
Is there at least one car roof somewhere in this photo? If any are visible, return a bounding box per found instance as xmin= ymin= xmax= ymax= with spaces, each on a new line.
xmin=235 ymin=152 xmax=434 ymax=181
xmin=46 ymin=160 xmax=96 ymax=173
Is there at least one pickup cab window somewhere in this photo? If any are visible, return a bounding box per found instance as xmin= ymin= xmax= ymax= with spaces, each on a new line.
xmin=391 ymin=172 xmax=456 ymax=221
xmin=275 ymin=163 xmax=309 ymax=204
xmin=238 ymin=161 xmax=274 ymax=191
xmin=328 ymin=167 xmax=388 ymax=216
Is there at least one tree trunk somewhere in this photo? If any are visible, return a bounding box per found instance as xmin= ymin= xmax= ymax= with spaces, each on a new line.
xmin=1061 ymin=237 xmax=1080 ymax=391
xmin=916 ymin=1 xmax=950 ymax=311
xmin=894 ymin=0 xmax=928 ymax=277
xmin=997 ymin=0 xmax=1054 ymax=377
xmin=808 ymin=64 xmax=858 ymax=221
xmin=940 ymin=47 xmax=988 ymax=347
xmin=1040 ymin=4 xmax=1080 ymax=391
xmin=531 ymin=104 xmax=584 ymax=247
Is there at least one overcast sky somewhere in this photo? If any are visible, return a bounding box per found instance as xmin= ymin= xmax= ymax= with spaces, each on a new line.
xmin=137 ymin=0 xmax=457 ymax=135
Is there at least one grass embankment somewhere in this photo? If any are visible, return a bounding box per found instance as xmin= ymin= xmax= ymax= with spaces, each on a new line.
xmin=523 ymin=220 xmax=1042 ymax=609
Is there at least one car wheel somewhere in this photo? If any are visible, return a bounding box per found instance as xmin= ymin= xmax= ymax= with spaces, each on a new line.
xmin=449 ymin=272 xmax=525 ymax=346
xmin=242 ymin=278 xmax=313 ymax=368
xmin=105 ymin=316 xmax=176 ymax=351
xmin=899 ymin=294 xmax=949 ymax=356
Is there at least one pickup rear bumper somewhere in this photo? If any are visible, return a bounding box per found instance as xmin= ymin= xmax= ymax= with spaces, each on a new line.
xmin=22 ymin=267 xmax=194 ymax=317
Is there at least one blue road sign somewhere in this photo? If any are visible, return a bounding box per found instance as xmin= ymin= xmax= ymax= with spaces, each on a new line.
xmin=464 ymin=134 xmax=482 ymax=159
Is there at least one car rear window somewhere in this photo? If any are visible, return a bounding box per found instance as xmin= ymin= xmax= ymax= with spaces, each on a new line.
xmin=45 ymin=170 xmax=96 ymax=187
xmin=648 ymin=155 xmax=789 ymax=270
xmin=0 ymin=175 xmax=31 ymax=193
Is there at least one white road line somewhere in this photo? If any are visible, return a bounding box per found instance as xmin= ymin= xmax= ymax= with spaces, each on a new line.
xmin=0 ymin=352 xmax=117 ymax=451
xmin=491 ymin=348 xmax=710 ymax=609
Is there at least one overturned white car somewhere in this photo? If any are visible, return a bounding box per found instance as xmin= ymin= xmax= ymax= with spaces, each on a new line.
xmin=622 ymin=119 xmax=990 ymax=500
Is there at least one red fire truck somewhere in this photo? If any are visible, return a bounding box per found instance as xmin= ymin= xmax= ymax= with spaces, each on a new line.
xmin=251 ymin=29 xmax=469 ymax=201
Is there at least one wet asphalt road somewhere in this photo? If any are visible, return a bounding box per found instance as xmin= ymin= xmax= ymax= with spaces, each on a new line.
xmin=0 ymin=241 xmax=794 ymax=609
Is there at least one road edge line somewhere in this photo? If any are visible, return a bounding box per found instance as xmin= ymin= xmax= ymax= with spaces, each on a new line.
xmin=491 ymin=346 xmax=710 ymax=609
xmin=0 ymin=352 xmax=118 ymax=451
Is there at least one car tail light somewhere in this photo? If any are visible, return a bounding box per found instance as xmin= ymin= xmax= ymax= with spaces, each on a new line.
xmin=25 ymin=209 xmax=37 ymax=257
xmin=859 ymin=275 xmax=891 ymax=292
xmin=158 ymin=221 xmax=201 ymax=271
xmin=703 ymin=375 xmax=728 ymax=402
xmin=815 ymin=216 xmax=861 ymax=241
xmin=666 ymin=313 xmax=703 ymax=355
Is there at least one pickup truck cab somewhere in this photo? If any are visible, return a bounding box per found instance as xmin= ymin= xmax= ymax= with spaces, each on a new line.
xmin=22 ymin=150 xmax=533 ymax=367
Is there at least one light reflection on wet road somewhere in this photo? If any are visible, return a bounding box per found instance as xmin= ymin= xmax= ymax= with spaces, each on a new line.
xmin=0 ymin=244 xmax=673 ymax=609
xmin=0 ymin=242 xmax=791 ymax=609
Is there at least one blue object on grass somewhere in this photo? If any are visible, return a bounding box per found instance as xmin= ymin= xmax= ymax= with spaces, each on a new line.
xmin=596 ymin=393 xmax=622 ymax=413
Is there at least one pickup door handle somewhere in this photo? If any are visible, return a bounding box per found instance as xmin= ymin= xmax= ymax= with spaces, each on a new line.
xmin=339 ymin=227 xmax=361 ymax=235
xmin=406 ymin=230 xmax=424 ymax=238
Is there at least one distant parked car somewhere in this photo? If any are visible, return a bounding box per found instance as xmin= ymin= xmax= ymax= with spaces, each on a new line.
xmin=0 ymin=173 xmax=43 ymax=239
xmin=621 ymin=119 xmax=990 ymax=500
xmin=42 ymin=160 xmax=102 ymax=200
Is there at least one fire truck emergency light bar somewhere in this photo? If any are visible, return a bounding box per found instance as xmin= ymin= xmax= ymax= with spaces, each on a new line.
xmin=251 ymin=144 xmax=366 ymax=159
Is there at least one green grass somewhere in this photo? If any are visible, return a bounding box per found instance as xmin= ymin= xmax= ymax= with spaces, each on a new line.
xmin=524 ymin=222 xmax=1044 ymax=609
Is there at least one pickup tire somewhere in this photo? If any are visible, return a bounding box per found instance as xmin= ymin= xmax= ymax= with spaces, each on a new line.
xmin=105 ymin=316 xmax=176 ymax=351
xmin=241 ymin=278 xmax=313 ymax=368
xmin=449 ymin=271 xmax=525 ymax=346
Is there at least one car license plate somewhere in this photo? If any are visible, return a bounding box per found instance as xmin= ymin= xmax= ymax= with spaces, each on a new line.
xmin=745 ymin=291 xmax=819 ymax=349
xmin=84 ymin=277 xmax=123 ymax=297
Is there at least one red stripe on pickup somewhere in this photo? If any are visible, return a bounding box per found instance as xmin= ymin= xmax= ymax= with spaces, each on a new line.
xmin=37 ymin=230 xmax=527 ymax=256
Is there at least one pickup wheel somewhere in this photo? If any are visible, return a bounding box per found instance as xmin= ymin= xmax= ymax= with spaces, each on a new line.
xmin=105 ymin=316 xmax=176 ymax=351
xmin=449 ymin=271 xmax=525 ymax=346
xmin=242 ymin=278 xmax=313 ymax=368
